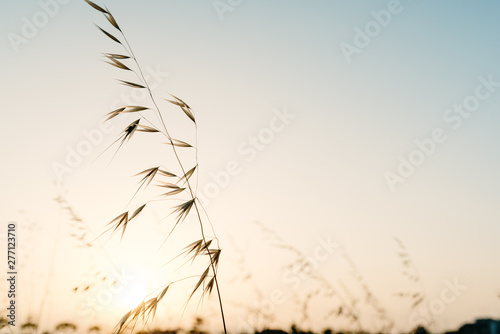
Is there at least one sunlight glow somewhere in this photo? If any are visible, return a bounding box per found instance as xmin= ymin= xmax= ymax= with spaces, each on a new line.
xmin=120 ymin=280 xmax=148 ymax=309
xmin=116 ymin=265 xmax=152 ymax=309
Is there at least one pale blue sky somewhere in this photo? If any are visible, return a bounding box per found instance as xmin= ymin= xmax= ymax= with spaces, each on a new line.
xmin=1 ymin=1 xmax=500 ymax=333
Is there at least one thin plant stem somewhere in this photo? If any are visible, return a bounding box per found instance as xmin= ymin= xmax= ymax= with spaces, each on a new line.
xmin=109 ymin=14 xmax=227 ymax=334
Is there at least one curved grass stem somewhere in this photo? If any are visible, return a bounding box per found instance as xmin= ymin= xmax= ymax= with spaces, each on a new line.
xmin=107 ymin=12 xmax=227 ymax=334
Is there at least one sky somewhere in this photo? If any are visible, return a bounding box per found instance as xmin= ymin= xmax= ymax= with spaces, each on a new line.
xmin=1 ymin=1 xmax=500 ymax=333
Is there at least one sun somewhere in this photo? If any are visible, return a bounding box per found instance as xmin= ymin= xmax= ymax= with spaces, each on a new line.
xmin=120 ymin=279 xmax=148 ymax=308
xmin=115 ymin=265 xmax=152 ymax=309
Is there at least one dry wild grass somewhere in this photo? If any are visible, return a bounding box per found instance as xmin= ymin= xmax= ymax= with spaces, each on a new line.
xmin=55 ymin=194 xmax=126 ymax=298
xmin=82 ymin=1 xmax=226 ymax=333
xmin=227 ymin=239 xmax=276 ymax=331
xmin=253 ymin=222 xmax=364 ymax=332
xmin=393 ymin=237 xmax=432 ymax=328
xmin=253 ymin=221 xmax=396 ymax=333
xmin=340 ymin=250 xmax=394 ymax=332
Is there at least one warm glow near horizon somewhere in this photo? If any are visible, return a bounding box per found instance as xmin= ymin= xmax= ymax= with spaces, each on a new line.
xmin=1 ymin=1 xmax=500 ymax=334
